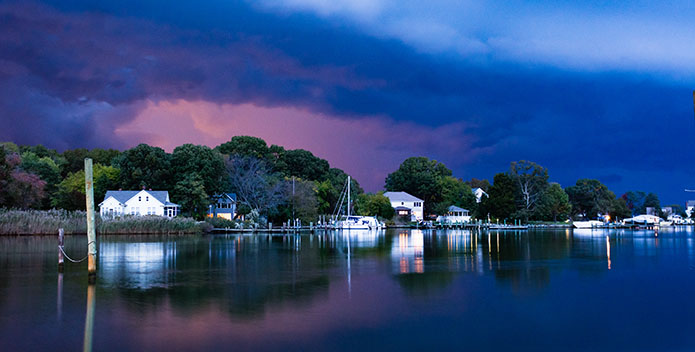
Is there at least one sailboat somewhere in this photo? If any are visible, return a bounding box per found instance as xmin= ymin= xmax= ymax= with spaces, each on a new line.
xmin=334 ymin=176 xmax=383 ymax=230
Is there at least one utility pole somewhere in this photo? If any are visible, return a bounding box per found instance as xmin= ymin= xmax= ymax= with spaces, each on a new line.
xmin=85 ymin=158 xmax=97 ymax=283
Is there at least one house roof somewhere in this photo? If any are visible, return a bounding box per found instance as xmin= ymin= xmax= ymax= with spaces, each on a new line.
xmin=383 ymin=191 xmax=423 ymax=203
xmin=472 ymin=188 xmax=488 ymax=195
xmin=448 ymin=205 xmax=469 ymax=212
xmin=102 ymin=190 xmax=175 ymax=206
xmin=687 ymin=200 xmax=695 ymax=207
xmin=212 ymin=193 xmax=237 ymax=202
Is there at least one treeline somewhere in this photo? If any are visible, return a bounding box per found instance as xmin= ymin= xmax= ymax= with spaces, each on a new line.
xmin=1 ymin=138 xmax=680 ymax=225
xmin=385 ymin=157 xmax=681 ymax=222
xmin=0 ymin=137 xmax=366 ymax=225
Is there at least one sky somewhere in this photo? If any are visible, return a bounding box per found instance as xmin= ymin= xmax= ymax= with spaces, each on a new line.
xmin=1 ymin=0 xmax=695 ymax=204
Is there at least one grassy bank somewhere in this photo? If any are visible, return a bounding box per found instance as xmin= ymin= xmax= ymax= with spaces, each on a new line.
xmin=0 ymin=209 xmax=210 ymax=235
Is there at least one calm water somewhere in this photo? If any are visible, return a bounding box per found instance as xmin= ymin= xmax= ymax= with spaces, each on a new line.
xmin=2 ymin=228 xmax=695 ymax=351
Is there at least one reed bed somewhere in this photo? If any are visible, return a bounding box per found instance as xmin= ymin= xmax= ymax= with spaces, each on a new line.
xmin=0 ymin=209 xmax=209 ymax=235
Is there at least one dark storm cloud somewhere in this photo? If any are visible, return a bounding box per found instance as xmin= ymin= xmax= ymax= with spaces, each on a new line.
xmin=0 ymin=0 xmax=693 ymax=201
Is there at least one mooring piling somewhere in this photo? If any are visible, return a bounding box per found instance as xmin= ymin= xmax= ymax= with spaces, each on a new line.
xmin=58 ymin=228 xmax=64 ymax=273
xmin=85 ymin=158 xmax=97 ymax=283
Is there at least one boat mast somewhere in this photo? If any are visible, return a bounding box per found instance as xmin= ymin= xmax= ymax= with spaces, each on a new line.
xmin=347 ymin=176 xmax=351 ymax=217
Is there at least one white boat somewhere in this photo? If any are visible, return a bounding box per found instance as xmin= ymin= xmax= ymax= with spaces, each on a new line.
xmin=334 ymin=176 xmax=384 ymax=231
xmin=573 ymin=220 xmax=605 ymax=229
xmin=622 ymin=214 xmax=661 ymax=226
xmin=339 ymin=215 xmax=382 ymax=230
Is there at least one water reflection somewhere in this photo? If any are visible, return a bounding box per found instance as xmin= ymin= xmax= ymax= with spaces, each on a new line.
xmin=3 ymin=229 xmax=695 ymax=351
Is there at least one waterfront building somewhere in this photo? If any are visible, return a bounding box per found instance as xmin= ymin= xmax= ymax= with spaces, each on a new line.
xmin=436 ymin=205 xmax=471 ymax=224
xmin=207 ymin=193 xmax=237 ymax=220
xmin=472 ymin=187 xmax=488 ymax=203
xmin=99 ymin=190 xmax=180 ymax=218
xmin=384 ymin=191 xmax=424 ymax=221
xmin=686 ymin=200 xmax=695 ymax=218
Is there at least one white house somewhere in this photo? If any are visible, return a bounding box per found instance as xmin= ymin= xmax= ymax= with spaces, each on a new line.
xmin=686 ymin=200 xmax=695 ymax=218
xmin=384 ymin=191 xmax=424 ymax=221
xmin=99 ymin=190 xmax=180 ymax=218
xmin=472 ymin=188 xmax=488 ymax=203
xmin=436 ymin=205 xmax=471 ymax=224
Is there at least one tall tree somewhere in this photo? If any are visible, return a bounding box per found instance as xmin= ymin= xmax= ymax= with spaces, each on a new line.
xmin=644 ymin=192 xmax=661 ymax=217
xmin=115 ymin=144 xmax=172 ymax=190
xmin=216 ymin=136 xmax=270 ymax=159
xmin=437 ymin=176 xmax=477 ymax=215
xmin=226 ymin=156 xmax=283 ymax=214
xmin=171 ymin=144 xmax=227 ymax=195
xmin=536 ymin=183 xmax=571 ymax=221
xmin=173 ymin=174 xmax=208 ymax=219
xmin=283 ymin=178 xmax=319 ymax=224
xmin=508 ymin=160 xmax=549 ymax=220
xmin=276 ymin=149 xmax=329 ymax=181
xmin=481 ymin=173 xmax=517 ymax=220
xmin=384 ymin=157 xmax=452 ymax=216
xmin=565 ymin=179 xmax=616 ymax=219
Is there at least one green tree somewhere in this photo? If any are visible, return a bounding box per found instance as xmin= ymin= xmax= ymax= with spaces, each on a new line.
xmin=384 ymin=157 xmax=452 ymax=216
xmin=115 ymin=144 xmax=172 ymax=190
xmin=481 ymin=173 xmax=517 ymax=220
xmin=467 ymin=178 xmax=491 ymax=192
xmin=284 ymin=178 xmax=319 ymax=224
xmin=622 ymin=191 xmax=647 ymax=216
xmin=19 ymin=152 xmax=61 ymax=208
xmin=609 ymin=197 xmax=632 ymax=220
xmin=316 ymin=168 xmax=363 ymax=216
xmin=171 ymin=144 xmax=227 ymax=194
xmin=276 ymin=149 xmax=329 ymax=181
xmin=644 ymin=192 xmax=661 ymax=217
xmin=355 ymin=192 xmax=395 ymax=219
xmin=216 ymin=136 xmax=270 ymax=159
xmin=565 ymin=179 xmax=616 ymax=220
xmin=536 ymin=183 xmax=571 ymax=221
xmin=53 ymin=164 xmax=120 ymax=210
xmin=173 ymin=174 xmax=209 ymax=219
xmin=436 ymin=176 xmax=477 ymax=215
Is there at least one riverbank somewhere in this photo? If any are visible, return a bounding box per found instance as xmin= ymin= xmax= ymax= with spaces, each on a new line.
xmin=0 ymin=209 xmax=209 ymax=235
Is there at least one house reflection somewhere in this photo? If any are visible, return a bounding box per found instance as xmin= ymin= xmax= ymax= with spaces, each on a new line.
xmin=99 ymin=241 xmax=177 ymax=289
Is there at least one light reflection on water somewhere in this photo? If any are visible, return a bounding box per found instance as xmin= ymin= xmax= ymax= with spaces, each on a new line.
xmin=2 ymin=228 xmax=695 ymax=351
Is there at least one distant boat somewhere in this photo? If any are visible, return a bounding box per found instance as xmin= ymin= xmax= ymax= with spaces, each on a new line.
xmin=573 ymin=220 xmax=605 ymax=229
xmin=340 ymin=215 xmax=382 ymax=230
xmin=622 ymin=214 xmax=661 ymax=226
xmin=334 ymin=176 xmax=384 ymax=230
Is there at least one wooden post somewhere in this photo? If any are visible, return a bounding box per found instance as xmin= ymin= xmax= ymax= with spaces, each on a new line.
xmin=58 ymin=228 xmax=64 ymax=273
xmin=85 ymin=158 xmax=97 ymax=283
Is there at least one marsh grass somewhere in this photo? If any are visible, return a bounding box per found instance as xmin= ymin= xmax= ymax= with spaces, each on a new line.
xmin=0 ymin=209 xmax=209 ymax=235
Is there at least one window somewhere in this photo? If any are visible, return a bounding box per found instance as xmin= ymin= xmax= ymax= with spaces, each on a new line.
xmin=146 ymin=196 xmax=149 ymax=201
xmin=138 ymin=196 xmax=141 ymax=201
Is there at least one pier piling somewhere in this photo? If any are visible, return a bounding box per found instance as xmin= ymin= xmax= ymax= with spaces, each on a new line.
xmin=85 ymin=158 xmax=97 ymax=284
xmin=58 ymin=228 xmax=64 ymax=273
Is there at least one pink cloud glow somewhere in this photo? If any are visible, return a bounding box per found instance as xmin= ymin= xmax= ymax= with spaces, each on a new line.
xmin=115 ymin=99 xmax=483 ymax=190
